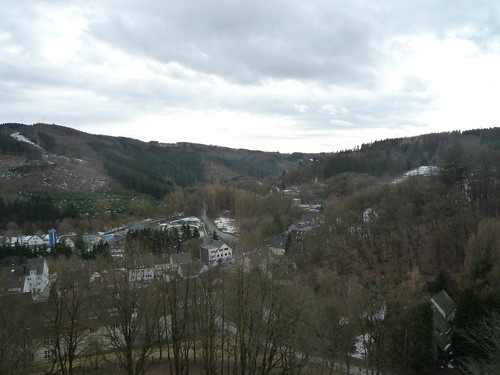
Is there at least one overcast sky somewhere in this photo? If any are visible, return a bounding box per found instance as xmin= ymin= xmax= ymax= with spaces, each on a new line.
xmin=1 ymin=1 xmax=499 ymax=153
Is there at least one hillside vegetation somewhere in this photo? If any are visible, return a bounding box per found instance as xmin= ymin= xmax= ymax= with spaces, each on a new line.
xmin=0 ymin=122 xmax=310 ymax=199
xmin=1 ymin=124 xmax=499 ymax=374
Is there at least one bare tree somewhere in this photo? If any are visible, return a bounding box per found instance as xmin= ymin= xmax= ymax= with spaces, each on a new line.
xmin=98 ymin=269 xmax=160 ymax=375
xmin=226 ymin=264 xmax=312 ymax=375
xmin=0 ymin=294 xmax=37 ymax=375
xmin=157 ymin=272 xmax=192 ymax=375
xmin=45 ymin=273 xmax=91 ymax=375
xmin=457 ymin=312 xmax=500 ymax=375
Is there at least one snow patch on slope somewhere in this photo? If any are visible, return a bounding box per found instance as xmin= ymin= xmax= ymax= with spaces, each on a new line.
xmin=392 ymin=165 xmax=440 ymax=183
xmin=10 ymin=132 xmax=43 ymax=150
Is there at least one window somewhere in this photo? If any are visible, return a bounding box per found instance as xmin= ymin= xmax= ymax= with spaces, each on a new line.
xmin=26 ymin=353 xmax=34 ymax=362
xmin=44 ymin=349 xmax=55 ymax=360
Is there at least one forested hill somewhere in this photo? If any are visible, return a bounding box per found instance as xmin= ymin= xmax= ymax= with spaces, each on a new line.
xmin=2 ymin=122 xmax=499 ymax=198
xmin=284 ymin=128 xmax=500 ymax=184
xmin=0 ymin=123 xmax=313 ymax=199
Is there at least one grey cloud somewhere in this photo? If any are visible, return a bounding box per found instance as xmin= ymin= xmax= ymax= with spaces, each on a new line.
xmin=86 ymin=0 xmax=500 ymax=88
xmin=1 ymin=0 xmax=499 ymax=152
xmin=88 ymin=0 xmax=381 ymax=86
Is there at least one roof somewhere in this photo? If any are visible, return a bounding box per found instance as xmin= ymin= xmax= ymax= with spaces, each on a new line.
xmin=300 ymin=212 xmax=320 ymax=223
xmin=0 ymin=266 xmax=27 ymax=292
xmin=178 ymin=260 xmax=208 ymax=278
xmin=26 ymin=257 xmax=46 ymax=274
xmin=270 ymin=235 xmax=287 ymax=249
xmin=127 ymin=221 xmax=150 ymax=231
xmin=200 ymin=238 xmax=225 ymax=250
xmin=170 ymin=252 xmax=192 ymax=265
xmin=288 ymin=221 xmax=311 ymax=231
xmin=431 ymin=290 xmax=457 ymax=321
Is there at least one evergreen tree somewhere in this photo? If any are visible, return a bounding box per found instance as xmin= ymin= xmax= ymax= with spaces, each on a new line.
xmin=211 ymin=230 xmax=219 ymax=240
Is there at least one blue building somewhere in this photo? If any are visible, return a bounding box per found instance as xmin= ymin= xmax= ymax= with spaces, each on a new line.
xmin=49 ymin=229 xmax=57 ymax=247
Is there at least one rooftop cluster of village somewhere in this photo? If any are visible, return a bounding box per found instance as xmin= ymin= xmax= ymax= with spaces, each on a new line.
xmin=0 ymin=202 xmax=323 ymax=298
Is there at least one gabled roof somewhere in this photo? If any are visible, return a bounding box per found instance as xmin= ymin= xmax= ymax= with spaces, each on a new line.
xmin=200 ymin=238 xmax=225 ymax=250
xmin=178 ymin=261 xmax=208 ymax=278
xmin=170 ymin=252 xmax=192 ymax=265
xmin=300 ymin=212 xmax=320 ymax=223
xmin=431 ymin=289 xmax=456 ymax=321
xmin=288 ymin=221 xmax=311 ymax=231
xmin=270 ymin=235 xmax=287 ymax=249
xmin=26 ymin=257 xmax=46 ymax=274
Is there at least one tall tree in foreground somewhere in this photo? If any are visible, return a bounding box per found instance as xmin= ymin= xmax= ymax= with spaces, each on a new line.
xmin=45 ymin=268 xmax=91 ymax=375
xmin=158 ymin=273 xmax=192 ymax=375
xmin=384 ymin=275 xmax=433 ymax=374
xmin=453 ymin=218 xmax=500 ymax=362
xmin=194 ymin=269 xmax=226 ymax=375
xmin=0 ymin=294 xmax=37 ymax=375
xmin=98 ymin=269 xmax=160 ymax=375
xmin=456 ymin=312 xmax=500 ymax=375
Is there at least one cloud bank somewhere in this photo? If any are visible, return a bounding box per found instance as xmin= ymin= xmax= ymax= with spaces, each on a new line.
xmin=1 ymin=0 xmax=499 ymax=152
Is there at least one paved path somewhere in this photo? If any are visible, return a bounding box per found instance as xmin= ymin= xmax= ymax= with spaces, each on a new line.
xmin=200 ymin=205 xmax=239 ymax=246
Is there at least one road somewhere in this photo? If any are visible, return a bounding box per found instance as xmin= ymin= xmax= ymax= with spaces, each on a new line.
xmin=200 ymin=205 xmax=239 ymax=246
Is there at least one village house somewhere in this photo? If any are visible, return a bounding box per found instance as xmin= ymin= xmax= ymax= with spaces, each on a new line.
xmin=170 ymin=252 xmax=192 ymax=269
xmin=128 ymin=266 xmax=154 ymax=285
xmin=58 ymin=235 xmax=75 ymax=248
xmin=200 ymin=238 xmax=233 ymax=266
xmin=5 ymin=234 xmax=45 ymax=247
xmin=177 ymin=260 xmax=209 ymax=279
xmin=0 ymin=257 xmax=50 ymax=294
xmin=431 ymin=289 xmax=457 ymax=363
xmin=287 ymin=212 xmax=320 ymax=240
xmin=0 ymin=265 xmax=31 ymax=293
xmin=269 ymin=235 xmax=288 ymax=256
xmin=25 ymin=257 xmax=50 ymax=293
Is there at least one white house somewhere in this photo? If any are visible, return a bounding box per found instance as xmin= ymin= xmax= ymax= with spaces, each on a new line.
xmin=128 ymin=267 xmax=154 ymax=284
xmin=269 ymin=235 xmax=288 ymax=256
xmin=1 ymin=257 xmax=50 ymax=294
xmin=200 ymin=238 xmax=233 ymax=266
xmin=25 ymin=257 xmax=50 ymax=293
xmin=27 ymin=235 xmax=45 ymax=247
xmin=5 ymin=234 xmax=47 ymax=247
xmin=58 ymin=235 xmax=75 ymax=248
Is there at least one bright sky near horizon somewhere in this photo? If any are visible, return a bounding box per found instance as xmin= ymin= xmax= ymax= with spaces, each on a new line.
xmin=1 ymin=0 xmax=499 ymax=153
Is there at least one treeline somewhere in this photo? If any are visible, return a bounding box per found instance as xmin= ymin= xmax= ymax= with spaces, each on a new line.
xmin=125 ymin=226 xmax=200 ymax=257
xmin=1 ymin=258 xmax=435 ymax=375
xmin=284 ymin=128 xmax=500 ymax=184
xmin=208 ymin=154 xmax=279 ymax=179
xmin=0 ymin=240 xmax=114 ymax=262
xmin=0 ymin=132 xmax=41 ymax=159
xmin=0 ymin=242 xmax=73 ymax=261
xmin=0 ymin=196 xmax=79 ymax=231
xmin=36 ymin=131 xmax=57 ymax=153
xmin=88 ymin=139 xmax=205 ymax=198
xmin=292 ymin=140 xmax=500 ymax=370
xmin=309 ymin=140 xmax=500 ymax=274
